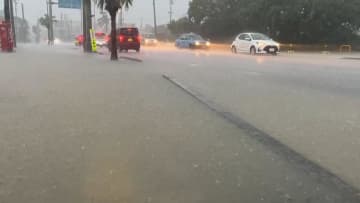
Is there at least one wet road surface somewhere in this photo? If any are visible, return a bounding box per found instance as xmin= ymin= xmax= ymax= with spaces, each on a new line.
xmin=0 ymin=44 xmax=359 ymax=203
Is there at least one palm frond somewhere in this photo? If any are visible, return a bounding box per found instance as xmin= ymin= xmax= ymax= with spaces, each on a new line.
xmin=96 ymin=0 xmax=133 ymax=11
xmin=96 ymin=0 xmax=105 ymax=10
xmin=121 ymin=0 xmax=133 ymax=9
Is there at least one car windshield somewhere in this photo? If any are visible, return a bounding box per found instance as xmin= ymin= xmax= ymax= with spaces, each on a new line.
xmin=188 ymin=34 xmax=204 ymax=40
xmin=251 ymin=33 xmax=270 ymax=40
xmin=1 ymin=1 xmax=360 ymax=203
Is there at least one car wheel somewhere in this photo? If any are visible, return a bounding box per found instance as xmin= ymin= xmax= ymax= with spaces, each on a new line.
xmin=271 ymin=52 xmax=278 ymax=56
xmin=250 ymin=46 xmax=256 ymax=55
xmin=136 ymin=49 xmax=140 ymax=53
xmin=231 ymin=46 xmax=237 ymax=53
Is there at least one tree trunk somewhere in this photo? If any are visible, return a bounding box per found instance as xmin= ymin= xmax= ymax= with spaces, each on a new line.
xmin=110 ymin=11 xmax=118 ymax=60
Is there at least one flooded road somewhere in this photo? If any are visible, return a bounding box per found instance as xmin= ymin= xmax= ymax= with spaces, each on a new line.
xmin=0 ymin=45 xmax=359 ymax=202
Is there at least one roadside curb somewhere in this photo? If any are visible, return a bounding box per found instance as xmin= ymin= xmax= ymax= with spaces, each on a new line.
xmin=162 ymin=74 xmax=360 ymax=201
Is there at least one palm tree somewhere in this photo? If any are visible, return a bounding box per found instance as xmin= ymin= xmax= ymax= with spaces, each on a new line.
xmin=97 ymin=11 xmax=110 ymax=33
xmin=97 ymin=0 xmax=133 ymax=60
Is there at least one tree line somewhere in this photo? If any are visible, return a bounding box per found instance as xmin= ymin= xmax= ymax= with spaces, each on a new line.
xmin=168 ymin=0 xmax=360 ymax=44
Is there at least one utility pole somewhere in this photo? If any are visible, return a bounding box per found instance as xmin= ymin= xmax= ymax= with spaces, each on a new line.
xmin=82 ymin=0 xmax=92 ymax=52
xmin=118 ymin=9 xmax=121 ymax=27
xmin=21 ymin=3 xmax=24 ymax=20
xmin=118 ymin=7 xmax=123 ymax=27
xmin=140 ymin=18 xmax=143 ymax=31
xmin=48 ymin=0 xmax=54 ymax=45
xmin=13 ymin=0 xmax=18 ymax=17
xmin=47 ymin=0 xmax=58 ymax=45
xmin=80 ymin=0 xmax=83 ymax=34
xmin=9 ymin=0 xmax=16 ymax=47
xmin=93 ymin=0 xmax=97 ymax=30
xmin=21 ymin=3 xmax=24 ymax=42
xmin=46 ymin=0 xmax=50 ymax=44
xmin=4 ymin=0 xmax=11 ymax=21
xmin=169 ymin=0 xmax=173 ymax=24
xmin=153 ymin=0 xmax=157 ymax=37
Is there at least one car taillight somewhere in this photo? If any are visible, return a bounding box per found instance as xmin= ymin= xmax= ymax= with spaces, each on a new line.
xmin=136 ymin=35 xmax=141 ymax=42
xmin=78 ymin=36 xmax=84 ymax=43
xmin=105 ymin=35 xmax=110 ymax=43
xmin=119 ymin=35 xmax=125 ymax=42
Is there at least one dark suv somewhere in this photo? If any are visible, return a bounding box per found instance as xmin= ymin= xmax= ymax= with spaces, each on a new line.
xmin=107 ymin=27 xmax=141 ymax=52
xmin=117 ymin=27 xmax=141 ymax=52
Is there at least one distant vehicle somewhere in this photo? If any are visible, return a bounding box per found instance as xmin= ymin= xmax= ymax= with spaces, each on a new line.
xmin=231 ymin=33 xmax=280 ymax=55
xmin=175 ymin=33 xmax=211 ymax=49
xmin=141 ymin=33 xmax=158 ymax=46
xmin=75 ymin=34 xmax=84 ymax=46
xmin=75 ymin=32 xmax=107 ymax=47
xmin=95 ymin=32 xmax=107 ymax=47
xmin=54 ymin=38 xmax=62 ymax=45
xmin=107 ymin=27 xmax=141 ymax=52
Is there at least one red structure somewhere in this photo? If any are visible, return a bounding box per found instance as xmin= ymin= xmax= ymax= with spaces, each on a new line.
xmin=0 ymin=21 xmax=14 ymax=52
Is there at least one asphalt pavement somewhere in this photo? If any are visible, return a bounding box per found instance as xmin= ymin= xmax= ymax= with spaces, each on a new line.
xmin=136 ymin=46 xmax=360 ymax=188
xmin=0 ymin=44 xmax=360 ymax=203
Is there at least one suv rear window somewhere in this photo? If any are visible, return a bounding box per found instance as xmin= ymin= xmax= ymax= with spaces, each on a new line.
xmin=119 ymin=28 xmax=139 ymax=36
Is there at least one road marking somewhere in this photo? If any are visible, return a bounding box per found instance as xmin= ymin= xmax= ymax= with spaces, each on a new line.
xmin=189 ymin=63 xmax=199 ymax=67
xmin=162 ymin=74 xmax=360 ymax=199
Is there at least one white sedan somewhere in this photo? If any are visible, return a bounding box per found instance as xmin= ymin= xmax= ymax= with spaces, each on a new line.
xmin=231 ymin=33 xmax=280 ymax=55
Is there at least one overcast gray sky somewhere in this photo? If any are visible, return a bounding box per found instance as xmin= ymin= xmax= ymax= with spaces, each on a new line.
xmin=1 ymin=0 xmax=190 ymax=26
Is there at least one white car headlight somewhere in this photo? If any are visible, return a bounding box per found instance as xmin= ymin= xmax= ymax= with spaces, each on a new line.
xmin=206 ymin=41 xmax=211 ymax=46
xmin=195 ymin=41 xmax=200 ymax=46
